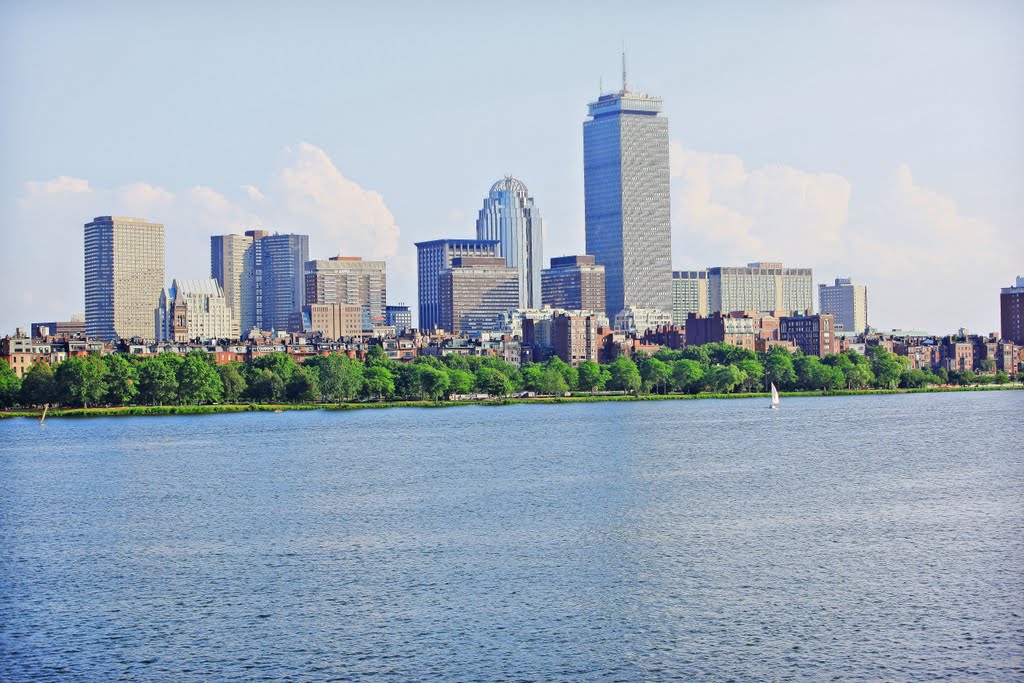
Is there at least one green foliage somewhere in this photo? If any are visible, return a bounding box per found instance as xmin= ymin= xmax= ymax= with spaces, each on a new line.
xmin=217 ymin=362 xmax=247 ymax=402
xmin=607 ymin=355 xmax=641 ymax=394
xmin=793 ymin=355 xmax=844 ymax=391
xmin=537 ymin=367 xmax=569 ymax=396
xmin=446 ymin=369 xmax=474 ymax=396
xmin=994 ymin=371 xmax=1009 ymax=384
xmin=639 ymin=357 xmax=672 ymax=394
xmin=679 ymin=345 xmax=711 ymax=370
xmin=102 ymin=353 xmax=138 ymax=405
xmin=764 ymin=348 xmax=798 ymax=390
xmin=708 ymin=364 xmax=747 ymax=393
xmin=361 ymin=365 xmax=395 ymax=400
xmin=55 ymin=355 xmax=108 ymax=408
xmin=576 ymin=360 xmax=606 ymax=393
xmin=137 ymin=356 xmax=179 ymax=405
xmin=20 ymin=361 xmax=56 ymax=406
xmin=252 ymin=352 xmax=298 ymax=383
xmin=0 ymin=359 xmax=21 ymax=408
xmin=285 ymin=367 xmax=320 ymax=403
xmin=418 ymin=365 xmax=450 ymax=401
xmin=671 ymin=359 xmax=704 ymax=394
xmin=473 ymin=367 xmax=512 ymax=397
xmin=248 ymin=368 xmax=284 ymax=402
xmin=869 ymin=348 xmax=905 ymax=389
xmin=305 ymin=353 xmax=364 ymax=402
xmin=176 ymin=352 xmax=223 ymax=404
xmin=735 ymin=358 xmax=764 ymax=392
xmin=544 ymin=357 xmax=578 ymax=393
xmin=520 ymin=363 xmax=544 ymax=393
xmin=364 ymin=344 xmax=394 ymax=370
xmin=979 ymin=358 xmax=997 ymax=373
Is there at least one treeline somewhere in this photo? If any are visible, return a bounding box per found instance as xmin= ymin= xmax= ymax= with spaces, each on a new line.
xmin=0 ymin=342 xmax=1015 ymax=409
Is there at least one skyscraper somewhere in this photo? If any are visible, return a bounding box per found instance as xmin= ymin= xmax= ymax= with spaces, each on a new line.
xmin=305 ymin=256 xmax=387 ymax=330
xmin=584 ymin=59 xmax=672 ymax=320
xmin=415 ymin=238 xmax=500 ymax=331
xmin=672 ymin=270 xmax=710 ymax=325
xmin=211 ymin=230 xmax=267 ymax=338
xmin=253 ymin=233 xmax=308 ymax=333
xmin=84 ymin=215 xmax=165 ymax=341
xmin=1001 ymin=276 xmax=1024 ymax=345
xmin=438 ymin=256 xmax=519 ymax=334
xmin=475 ymin=176 xmax=544 ymax=309
xmin=818 ymin=277 xmax=868 ymax=333
xmin=707 ymin=263 xmax=813 ymax=315
xmin=542 ymin=255 xmax=606 ymax=313
xmin=157 ymin=278 xmax=232 ymax=342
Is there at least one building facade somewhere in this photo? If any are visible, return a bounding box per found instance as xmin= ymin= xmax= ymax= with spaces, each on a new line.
xmin=302 ymin=303 xmax=364 ymax=340
xmin=157 ymin=278 xmax=233 ymax=342
xmin=304 ymin=256 xmax=387 ymax=330
xmin=541 ymin=255 xmax=606 ymax=313
xmin=1001 ymin=276 xmax=1024 ymax=345
xmin=475 ymin=176 xmax=544 ymax=309
xmin=583 ymin=77 xmax=672 ymax=320
xmin=779 ymin=313 xmax=836 ymax=357
xmin=613 ymin=306 xmax=673 ymax=334
xmin=672 ymin=270 xmax=711 ymax=325
xmin=211 ymin=230 xmax=267 ymax=337
xmin=416 ymin=238 xmax=500 ymax=331
xmin=84 ymin=215 xmax=165 ymax=341
xmin=707 ymin=263 xmax=813 ymax=315
xmin=32 ymin=316 xmax=86 ymax=340
xmin=819 ymin=277 xmax=868 ymax=333
xmin=552 ymin=313 xmax=602 ymax=367
xmin=252 ymin=233 xmax=308 ymax=333
xmin=385 ymin=305 xmax=412 ymax=334
xmin=438 ymin=256 xmax=519 ymax=334
xmin=685 ymin=312 xmax=757 ymax=352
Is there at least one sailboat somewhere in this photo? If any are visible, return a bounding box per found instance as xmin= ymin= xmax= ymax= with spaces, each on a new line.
xmin=769 ymin=383 xmax=780 ymax=410
xmin=39 ymin=403 xmax=48 ymax=426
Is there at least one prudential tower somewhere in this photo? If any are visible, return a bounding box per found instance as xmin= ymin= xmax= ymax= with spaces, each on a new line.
xmin=583 ymin=57 xmax=672 ymax=320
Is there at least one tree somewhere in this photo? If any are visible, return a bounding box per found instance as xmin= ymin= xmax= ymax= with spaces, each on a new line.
xmin=680 ymin=345 xmax=711 ymax=370
xmin=55 ymin=355 xmax=108 ymax=408
xmin=735 ymin=358 xmax=764 ymax=393
xmin=364 ymin=344 xmax=394 ymax=370
xmin=979 ymin=358 xmax=997 ymax=373
xmin=870 ymin=348 xmax=905 ymax=389
xmin=520 ymin=363 xmax=545 ymax=393
xmin=176 ymin=352 xmax=223 ymax=404
xmin=671 ymin=359 xmax=704 ymax=394
xmin=709 ymin=364 xmax=747 ymax=393
xmin=0 ymin=359 xmax=21 ymax=408
xmin=137 ymin=356 xmax=179 ymax=405
xmin=607 ymin=356 xmax=641 ymax=394
xmin=639 ymin=357 xmax=672 ymax=394
xmin=102 ymin=354 xmax=138 ymax=405
xmin=20 ymin=361 xmax=57 ymax=406
xmin=419 ymin=365 xmax=450 ymax=401
xmin=285 ymin=367 xmax=320 ymax=403
xmin=446 ymin=369 xmax=474 ymax=397
xmin=307 ymin=354 xmax=363 ymax=402
xmin=576 ymin=360 xmax=605 ymax=393
xmin=249 ymin=368 xmax=284 ymax=402
xmin=537 ymin=367 xmax=569 ymax=396
xmin=545 ymin=357 xmax=578 ymax=393
xmin=217 ymin=362 xmax=247 ymax=402
xmin=361 ymin=365 xmax=395 ymax=401
xmin=252 ymin=352 xmax=298 ymax=383
xmin=473 ymin=367 xmax=512 ymax=397
xmin=764 ymin=349 xmax=797 ymax=390
xmin=994 ymin=371 xmax=1009 ymax=385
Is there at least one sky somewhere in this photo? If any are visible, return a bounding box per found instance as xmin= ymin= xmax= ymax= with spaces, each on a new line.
xmin=1 ymin=0 xmax=1022 ymax=335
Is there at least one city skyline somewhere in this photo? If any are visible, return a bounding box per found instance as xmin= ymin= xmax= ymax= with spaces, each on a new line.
xmin=1 ymin=2 xmax=1022 ymax=335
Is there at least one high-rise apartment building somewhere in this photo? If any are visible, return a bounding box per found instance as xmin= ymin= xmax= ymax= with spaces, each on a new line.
xmin=84 ymin=215 xmax=165 ymax=341
xmin=672 ymin=270 xmax=710 ymax=325
xmin=780 ymin=313 xmax=836 ymax=357
xmin=416 ymin=238 xmax=500 ymax=331
xmin=584 ymin=65 xmax=672 ymax=320
xmin=552 ymin=312 xmax=602 ymax=367
xmin=541 ymin=255 xmax=606 ymax=313
xmin=476 ymin=176 xmax=544 ymax=309
xmin=707 ymin=263 xmax=813 ymax=315
xmin=304 ymin=256 xmax=387 ymax=330
xmin=157 ymin=278 xmax=233 ymax=342
xmin=818 ymin=277 xmax=868 ymax=333
xmin=438 ymin=256 xmax=519 ymax=334
xmin=1001 ymin=276 xmax=1024 ymax=345
xmin=211 ymin=230 xmax=267 ymax=337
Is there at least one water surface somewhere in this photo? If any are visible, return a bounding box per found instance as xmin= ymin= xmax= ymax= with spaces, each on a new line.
xmin=1 ymin=392 xmax=1022 ymax=680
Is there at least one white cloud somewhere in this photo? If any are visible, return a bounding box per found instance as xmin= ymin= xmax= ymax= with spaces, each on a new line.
xmin=671 ymin=143 xmax=1018 ymax=333
xmin=1 ymin=143 xmax=404 ymax=333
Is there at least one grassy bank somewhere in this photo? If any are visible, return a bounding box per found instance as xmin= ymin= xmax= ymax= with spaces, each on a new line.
xmin=1 ymin=383 xmax=1020 ymax=420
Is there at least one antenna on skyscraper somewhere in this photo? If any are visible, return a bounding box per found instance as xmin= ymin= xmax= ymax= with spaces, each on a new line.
xmin=622 ymin=43 xmax=628 ymax=93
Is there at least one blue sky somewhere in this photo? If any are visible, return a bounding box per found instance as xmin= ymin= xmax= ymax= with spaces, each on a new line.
xmin=1 ymin=1 xmax=1021 ymax=334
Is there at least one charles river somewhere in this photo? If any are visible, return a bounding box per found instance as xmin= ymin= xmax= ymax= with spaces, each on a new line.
xmin=1 ymin=391 xmax=1022 ymax=681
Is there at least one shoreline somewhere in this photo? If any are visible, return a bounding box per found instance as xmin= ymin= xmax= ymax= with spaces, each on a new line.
xmin=1 ymin=384 xmax=1020 ymax=420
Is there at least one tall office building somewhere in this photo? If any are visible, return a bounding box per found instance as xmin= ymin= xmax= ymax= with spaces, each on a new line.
xmin=475 ymin=176 xmax=544 ymax=309
xmin=416 ymin=238 xmax=500 ymax=331
xmin=157 ymin=278 xmax=233 ymax=342
xmin=84 ymin=215 xmax=165 ymax=341
xmin=385 ymin=305 xmax=413 ymax=334
xmin=211 ymin=230 xmax=267 ymax=338
xmin=254 ymin=233 xmax=308 ymax=333
xmin=707 ymin=262 xmax=813 ymax=315
xmin=305 ymin=256 xmax=387 ymax=330
xmin=1001 ymin=276 xmax=1024 ymax=345
xmin=818 ymin=277 xmax=868 ymax=333
xmin=672 ymin=270 xmax=710 ymax=325
xmin=583 ymin=61 xmax=672 ymax=320
xmin=439 ymin=257 xmax=519 ymax=334
xmin=542 ymin=255 xmax=606 ymax=313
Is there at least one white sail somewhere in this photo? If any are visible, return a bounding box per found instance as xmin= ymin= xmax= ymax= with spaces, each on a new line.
xmin=770 ymin=383 xmax=780 ymax=409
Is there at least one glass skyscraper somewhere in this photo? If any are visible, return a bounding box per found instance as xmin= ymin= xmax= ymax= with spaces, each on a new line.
xmin=584 ymin=78 xmax=672 ymax=320
xmin=475 ymin=176 xmax=544 ymax=309
xmin=415 ymin=238 xmax=500 ymax=331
